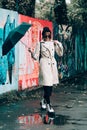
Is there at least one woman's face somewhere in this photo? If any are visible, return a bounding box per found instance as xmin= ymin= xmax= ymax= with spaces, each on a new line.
xmin=43 ymin=32 xmax=51 ymax=41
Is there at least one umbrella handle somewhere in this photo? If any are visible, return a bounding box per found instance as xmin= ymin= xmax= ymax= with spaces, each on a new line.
xmin=28 ymin=48 xmax=32 ymax=53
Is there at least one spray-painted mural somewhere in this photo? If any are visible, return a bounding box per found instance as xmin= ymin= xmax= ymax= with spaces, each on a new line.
xmin=54 ymin=24 xmax=74 ymax=79
xmin=0 ymin=8 xmax=86 ymax=94
xmin=18 ymin=15 xmax=52 ymax=90
xmin=57 ymin=24 xmax=75 ymax=79
xmin=54 ymin=23 xmax=87 ymax=79
xmin=0 ymin=8 xmax=53 ymax=93
xmin=0 ymin=8 xmax=18 ymax=94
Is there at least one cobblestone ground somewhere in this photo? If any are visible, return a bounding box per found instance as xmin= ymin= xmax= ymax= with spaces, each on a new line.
xmin=0 ymin=73 xmax=87 ymax=130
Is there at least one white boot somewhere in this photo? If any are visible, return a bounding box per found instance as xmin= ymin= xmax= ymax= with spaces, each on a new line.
xmin=47 ymin=104 xmax=54 ymax=113
xmin=40 ymin=99 xmax=47 ymax=110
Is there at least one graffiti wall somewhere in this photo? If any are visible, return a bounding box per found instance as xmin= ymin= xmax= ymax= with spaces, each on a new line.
xmin=0 ymin=8 xmax=18 ymax=94
xmin=57 ymin=24 xmax=75 ymax=79
xmin=0 ymin=8 xmax=53 ymax=94
xmin=54 ymin=23 xmax=87 ymax=80
xmin=18 ymin=15 xmax=52 ymax=90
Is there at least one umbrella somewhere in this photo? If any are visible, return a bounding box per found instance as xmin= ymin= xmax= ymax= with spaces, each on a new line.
xmin=2 ymin=22 xmax=32 ymax=55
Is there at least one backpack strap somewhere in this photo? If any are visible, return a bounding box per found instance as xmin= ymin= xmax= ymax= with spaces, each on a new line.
xmin=39 ymin=42 xmax=41 ymax=61
xmin=39 ymin=41 xmax=44 ymax=61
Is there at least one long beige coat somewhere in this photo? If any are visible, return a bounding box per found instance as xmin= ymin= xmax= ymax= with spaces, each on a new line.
xmin=32 ymin=40 xmax=63 ymax=86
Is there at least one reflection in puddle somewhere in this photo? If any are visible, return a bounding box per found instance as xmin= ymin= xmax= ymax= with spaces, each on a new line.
xmin=17 ymin=113 xmax=69 ymax=126
xmin=53 ymin=115 xmax=69 ymax=125
xmin=44 ymin=114 xmax=69 ymax=125
xmin=18 ymin=113 xmax=43 ymax=125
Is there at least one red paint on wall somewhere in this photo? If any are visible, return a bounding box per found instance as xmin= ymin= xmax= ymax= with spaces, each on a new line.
xmin=18 ymin=14 xmax=53 ymax=90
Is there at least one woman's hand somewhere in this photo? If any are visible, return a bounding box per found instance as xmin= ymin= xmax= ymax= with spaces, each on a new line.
xmin=28 ymin=48 xmax=32 ymax=53
xmin=54 ymin=40 xmax=60 ymax=45
xmin=54 ymin=40 xmax=63 ymax=56
xmin=28 ymin=48 xmax=34 ymax=58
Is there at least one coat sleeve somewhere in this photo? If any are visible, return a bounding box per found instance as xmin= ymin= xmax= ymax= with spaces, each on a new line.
xmin=54 ymin=40 xmax=63 ymax=57
xmin=31 ymin=42 xmax=40 ymax=61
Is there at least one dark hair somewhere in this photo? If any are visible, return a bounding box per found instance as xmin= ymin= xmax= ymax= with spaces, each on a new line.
xmin=42 ymin=27 xmax=51 ymax=38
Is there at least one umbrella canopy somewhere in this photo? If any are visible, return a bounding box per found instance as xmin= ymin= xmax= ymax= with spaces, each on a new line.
xmin=2 ymin=22 xmax=32 ymax=55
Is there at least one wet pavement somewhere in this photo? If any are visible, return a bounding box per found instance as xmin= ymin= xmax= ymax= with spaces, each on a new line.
xmin=0 ymin=73 xmax=87 ymax=130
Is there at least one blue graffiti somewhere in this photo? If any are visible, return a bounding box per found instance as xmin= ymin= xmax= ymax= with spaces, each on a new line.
xmin=0 ymin=15 xmax=15 ymax=85
xmin=0 ymin=56 xmax=8 ymax=84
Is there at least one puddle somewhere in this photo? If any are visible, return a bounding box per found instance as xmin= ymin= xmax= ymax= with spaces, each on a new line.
xmin=43 ymin=114 xmax=69 ymax=125
xmin=53 ymin=114 xmax=69 ymax=125
xmin=17 ymin=113 xmax=69 ymax=126
xmin=17 ymin=113 xmax=43 ymax=125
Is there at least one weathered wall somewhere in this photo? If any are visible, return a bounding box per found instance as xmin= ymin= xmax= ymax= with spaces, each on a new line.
xmin=0 ymin=8 xmax=52 ymax=94
xmin=0 ymin=8 xmax=18 ymax=94
xmin=18 ymin=14 xmax=52 ymax=90
xmin=53 ymin=23 xmax=87 ymax=79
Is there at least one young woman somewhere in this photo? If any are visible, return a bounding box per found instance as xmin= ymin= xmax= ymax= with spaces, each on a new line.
xmin=28 ymin=27 xmax=63 ymax=113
